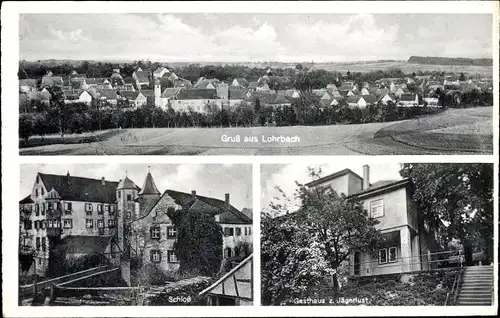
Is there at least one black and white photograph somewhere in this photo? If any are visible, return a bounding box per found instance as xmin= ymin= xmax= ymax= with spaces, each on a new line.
xmin=261 ymin=163 xmax=494 ymax=306
xmin=17 ymin=13 xmax=493 ymax=155
xmin=18 ymin=164 xmax=254 ymax=306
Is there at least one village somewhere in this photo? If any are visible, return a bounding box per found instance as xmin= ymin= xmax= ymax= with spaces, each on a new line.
xmin=19 ymin=61 xmax=494 ymax=130
xmin=18 ymin=165 xmax=254 ymax=306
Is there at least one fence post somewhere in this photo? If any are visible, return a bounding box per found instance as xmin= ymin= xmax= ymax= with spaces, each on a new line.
xmin=49 ymin=284 xmax=56 ymax=304
xmin=32 ymin=274 xmax=38 ymax=299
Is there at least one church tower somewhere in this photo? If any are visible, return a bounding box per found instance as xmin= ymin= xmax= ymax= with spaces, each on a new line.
xmin=116 ymin=175 xmax=138 ymax=259
xmin=154 ymin=78 xmax=161 ymax=107
xmin=137 ymin=167 xmax=161 ymax=217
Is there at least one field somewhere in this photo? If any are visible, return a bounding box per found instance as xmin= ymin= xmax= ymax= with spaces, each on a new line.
xmin=19 ymin=107 xmax=493 ymax=156
xmin=311 ymin=61 xmax=493 ymax=76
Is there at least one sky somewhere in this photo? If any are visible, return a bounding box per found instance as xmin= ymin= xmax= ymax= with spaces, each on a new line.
xmin=19 ymin=13 xmax=492 ymax=62
xmin=20 ymin=163 xmax=252 ymax=210
xmin=261 ymin=163 xmax=403 ymax=214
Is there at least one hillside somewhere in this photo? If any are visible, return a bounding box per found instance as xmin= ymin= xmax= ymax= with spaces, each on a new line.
xmin=408 ymin=56 xmax=492 ymax=66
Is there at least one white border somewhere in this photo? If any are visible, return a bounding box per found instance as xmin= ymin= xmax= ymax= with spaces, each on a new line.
xmin=2 ymin=1 xmax=499 ymax=317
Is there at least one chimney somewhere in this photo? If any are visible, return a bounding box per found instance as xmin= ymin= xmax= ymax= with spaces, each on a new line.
xmin=66 ymin=171 xmax=70 ymax=177
xmin=363 ymin=165 xmax=370 ymax=190
xmin=101 ymin=177 xmax=106 ymax=186
xmin=225 ymin=193 xmax=230 ymax=208
xmin=191 ymin=190 xmax=196 ymax=199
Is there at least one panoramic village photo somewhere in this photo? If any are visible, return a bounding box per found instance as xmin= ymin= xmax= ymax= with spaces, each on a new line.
xmin=18 ymin=13 xmax=493 ymax=155
xmin=18 ymin=163 xmax=254 ymax=306
xmin=260 ymin=163 xmax=494 ymax=306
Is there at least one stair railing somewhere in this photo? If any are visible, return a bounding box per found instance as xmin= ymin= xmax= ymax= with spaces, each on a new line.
xmin=452 ymin=251 xmax=464 ymax=304
xmin=444 ymin=250 xmax=463 ymax=306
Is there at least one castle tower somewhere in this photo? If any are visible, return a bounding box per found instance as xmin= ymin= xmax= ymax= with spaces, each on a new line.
xmin=137 ymin=167 xmax=161 ymax=217
xmin=154 ymin=78 xmax=161 ymax=107
xmin=116 ymin=175 xmax=138 ymax=258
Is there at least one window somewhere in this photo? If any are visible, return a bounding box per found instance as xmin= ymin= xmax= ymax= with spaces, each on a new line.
xmin=41 ymin=220 xmax=46 ymax=229
xmin=47 ymin=202 xmax=53 ymax=210
xmin=110 ymin=245 xmax=116 ymax=258
xmin=224 ymin=247 xmax=232 ymax=258
xmin=55 ymin=220 xmax=61 ymax=228
xmin=86 ymin=219 xmax=93 ymax=228
xmin=370 ymin=199 xmax=384 ymax=218
xmin=151 ymin=250 xmax=161 ymax=263
xmin=388 ymin=247 xmax=397 ymax=263
xmin=34 ymin=220 xmax=39 ymax=230
xmin=126 ymin=212 xmax=131 ymax=219
xmin=97 ymin=204 xmax=103 ymax=214
xmin=35 ymin=204 xmax=40 ymax=216
xmin=224 ymin=227 xmax=234 ymax=237
xmin=118 ymin=192 xmax=121 ymax=199
xmin=127 ymin=194 xmax=132 ymax=201
xmin=65 ymin=202 xmax=72 ymax=213
xmin=36 ymin=237 xmax=41 ymax=250
xmin=109 ymin=205 xmax=115 ymax=216
xmin=244 ymin=227 xmax=247 ymax=236
xmin=151 ymin=226 xmax=161 ymax=240
xmin=167 ymin=250 xmax=178 ymax=263
xmin=167 ymin=226 xmax=177 ymax=239
xmin=41 ymin=188 xmax=45 ymax=196
xmin=24 ymin=220 xmax=32 ymax=230
xmin=379 ymin=247 xmax=398 ymax=264
xmin=42 ymin=237 xmax=46 ymax=252
xmin=35 ymin=189 xmax=39 ymax=197
xmin=47 ymin=220 xmax=53 ymax=228
xmin=248 ymin=227 xmax=251 ymax=235
xmin=63 ymin=219 xmax=73 ymax=229
xmin=36 ymin=175 xmax=40 ymax=184
xmin=378 ymin=248 xmax=387 ymax=264
xmin=85 ymin=203 xmax=93 ymax=214
xmin=108 ymin=219 xmax=115 ymax=228
xmin=236 ymin=227 xmax=242 ymax=236
xmin=41 ymin=203 xmax=46 ymax=215
xmin=97 ymin=220 xmax=104 ymax=228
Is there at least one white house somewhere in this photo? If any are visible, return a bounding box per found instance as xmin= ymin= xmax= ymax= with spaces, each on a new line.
xmin=398 ymin=93 xmax=419 ymax=107
xmin=64 ymin=90 xmax=93 ymax=105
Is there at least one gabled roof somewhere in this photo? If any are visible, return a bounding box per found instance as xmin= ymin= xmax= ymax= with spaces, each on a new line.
xmin=100 ymin=89 xmax=118 ymax=100
xmin=352 ymin=179 xmax=410 ymax=198
xmin=19 ymin=194 xmax=34 ymax=204
xmin=271 ymin=95 xmax=291 ymax=104
xmin=134 ymin=71 xmax=150 ymax=83
xmin=19 ymin=79 xmax=37 ymax=87
xmin=139 ymin=172 xmax=161 ymax=196
xmin=162 ymin=190 xmax=252 ymax=224
xmin=45 ymin=188 xmax=62 ymax=200
xmin=346 ymin=95 xmax=361 ymax=104
xmin=361 ymin=94 xmax=378 ymax=104
xmin=175 ymin=89 xmax=219 ymax=100
xmin=119 ymin=90 xmax=141 ymax=100
xmin=194 ymin=79 xmax=218 ymax=89
xmin=232 ymin=78 xmax=249 ymax=86
xmin=85 ymin=78 xmax=109 ymax=85
xmin=229 ymin=89 xmax=247 ymax=100
xmin=38 ymin=173 xmax=119 ymax=203
xmin=248 ymin=82 xmax=258 ymax=89
xmin=41 ymin=76 xmax=63 ymax=86
xmin=399 ymin=93 xmax=417 ymax=101
xmin=161 ymin=87 xmax=181 ymax=99
xmin=305 ymin=168 xmax=363 ymax=187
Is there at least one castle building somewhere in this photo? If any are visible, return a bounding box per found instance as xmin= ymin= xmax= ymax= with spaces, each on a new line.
xmin=19 ymin=170 xmax=252 ymax=281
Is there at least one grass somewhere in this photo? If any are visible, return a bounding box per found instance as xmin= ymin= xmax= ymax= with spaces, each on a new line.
xmin=20 ymin=129 xmax=121 ymax=148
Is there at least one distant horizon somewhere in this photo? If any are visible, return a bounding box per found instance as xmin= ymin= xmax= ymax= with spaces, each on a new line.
xmin=20 ymin=13 xmax=492 ymax=62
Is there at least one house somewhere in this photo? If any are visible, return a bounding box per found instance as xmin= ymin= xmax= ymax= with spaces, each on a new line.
xmin=247 ymin=82 xmax=258 ymax=91
xmin=268 ymin=95 xmax=292 ymax=108
xmin=132 ymin=70 xmax=151 ymax=89
xmin=41 ymin=75 xmax=63 ymax=87
xmin=64 ymin=90 xmax=93 ymax=105
xmin=170 ymin=89 xmax=222 ymax=113
xmin=153 ymin=67 xmax=170 ymax=79
xmin=255 ymin=82 xmax=271 ymax=92
xmin=69 ymin=72 xmax=86 ymax=81
xmin=19 ymin=79 xmax=38 ymax=93
xmin=326 ymin=84 xmax=338 ymax=92
xmin=398 ymin=93 xmax=419 ymax=107
xmin=158 ymin=87 xmax=182 ymax=110
xmin=423 ymin=97 xmax=439 ymax=107
xmin=379 ymin=93 xmax=396 ymax=105
xmin=282 ymin=89 xmax=301 ymax=99
xmin=305 ymin=166 xmax=440 ymax=277
xmin=129 ymin=173 xmax=252 ymax=275
xmin=99 ymin=89 xmax=118 ymax=105
xmin=173 ymin=78 xmax=193 ymax=89
xmin=360 ymin=88 xmax=370 ymax=96
xmin=231 ymin=78 xmax=249 ymax=88
xmin=229 ymin=89 xmax=248 ymax=108
xmin=199 ymin=254 xmax=253 ymax=306
xmin=18 ymin=172 xmax=122 ymax=276
xmin=84 ymin=78 xmax=112 ymax=90
xmin=119 ymin=91 xmax=147 ymax=108
xmin=27 ymin=89 xmax=51 ymax=106
xmin=194 ymin=78 xmax=219 ymax=89
xmin=347 ymin=95 xmax=377 ymax=108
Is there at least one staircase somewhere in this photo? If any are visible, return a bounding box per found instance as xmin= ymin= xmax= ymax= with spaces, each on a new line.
xmin=456 ymin=266 xmax=493 ymax=306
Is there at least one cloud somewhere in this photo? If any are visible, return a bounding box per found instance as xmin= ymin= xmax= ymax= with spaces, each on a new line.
xmin=49 ymin=27 xmax=89 ymax=42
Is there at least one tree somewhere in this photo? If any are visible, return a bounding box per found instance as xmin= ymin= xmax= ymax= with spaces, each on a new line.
xmin=46 ymin=86 xmax=68 ymax=138
xmin=19 ymin=115 xmax=33 ymax=144
xmin=399 ymin=164 xmax=494 ymax=265
xmin=261 ymin=168 xmax=381 ymax=305
xmin=167 ymin=207 xmax=223 ymax=277
xmin=459 ymin=72 xmax=466 ymax=81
